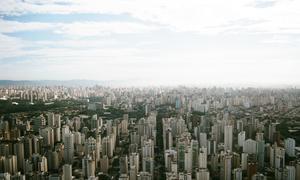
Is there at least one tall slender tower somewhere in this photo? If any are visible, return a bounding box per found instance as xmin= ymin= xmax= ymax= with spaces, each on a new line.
xmin=63 ymin=164 xmax=72 ymax=180
xmin=224 ymin=154 xmax=232 ymax=180
xmin=224 ymin=125 xmax=233 ymax=152
xmin=63 ymin=133 xmax=74 ymax=164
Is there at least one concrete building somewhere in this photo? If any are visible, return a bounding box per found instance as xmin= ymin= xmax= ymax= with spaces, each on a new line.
xmin=62 ymin=164 xmax=72 ymax=180
xmin=224 ymin=125 xmax=233 ymax=152
xmin=284 ymin=138 xmax=295 ymax=157
xmin=63 ymin=133 xmax=74 ymax=164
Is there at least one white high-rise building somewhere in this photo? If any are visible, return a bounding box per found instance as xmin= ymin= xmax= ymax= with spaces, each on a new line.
xmin=196 ymin=168 xmax=210 ymax=180
xmin=62 ymin=125 xmax=70 ymax=139
xmin=62 ymin=164 xmax=72 ymax=180
xmin=130 ymin=153 xmax=139 ymax=173
xmin=142 ymin=139 xmax=155 ymax=158
xmin=238 ymin=131 xmax=245 ymax=147
xmin=243 ymin=139 xmax=257 ymax=154
xmin=224 ymin=125 xmax=233 ymax=152
xmin=184 ymin=146 xmax=192 ymax=173
xmin=85 ymin=137 xmax=97 ymax=154
xmin=39 ymin=156 xmax=48 ymax=172
xmin=198 ymin=147 xmax=207 ymax=169
xmin=82 ymin=155 xmax=95 ymax=178
xmin=40 ymin=127 xmax=55 ymax=148
xmin=285 ymin=138 xmax=295 ymax=157
xmin=130 ymin=166 xmax=137 ymax=180
xmin=241 ymin=153 xmax=248 ymax=170
xmin=224 ymin=154 xmax=232 ymax=180
xmin=102 ymin=136 xmax=114 ymax=158
xmin=199 ymin=133 xmax=207 ymax=148
xmin=286 ymin=166 xmax=295 ymax=180
xmin=233 ymin=168 xmax=242 ymax=180
xmin=165 ymin=149 xmax=177 ymax=172
xmin=275 ymin=147 xmax=285 ymax=169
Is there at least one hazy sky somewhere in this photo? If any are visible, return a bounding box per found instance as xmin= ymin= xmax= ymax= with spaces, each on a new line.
xmin=0 ymin=0 xmax=300 ymax=86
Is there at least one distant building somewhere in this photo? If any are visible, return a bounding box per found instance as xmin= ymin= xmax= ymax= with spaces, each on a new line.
xmin=285 ymin=138 xmax=295 ymax=157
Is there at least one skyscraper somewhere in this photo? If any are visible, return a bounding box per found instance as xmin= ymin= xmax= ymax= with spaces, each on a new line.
xmin=196 ymin=168 xmax=210 ymax=180
xmin=286 ymin=166 xmax=295 ymax=180
xmin=199 ymin=147 xmax=207 ymax=169
xmin=284 ymin=138 xmax=295 ymax=157
xmin=224 ymin=125 xmax=233 ymax=152
xmin=62 ymin=164 xmax=72 ymax=180
xmin=233 ymin=168 xmax=243 ymax=180
xmin=82 ymin=155 xmax=95 ymax=178
xmin=120 ymin=155 xmax=128 ymax=175
xmin=238 ymin=131 xmax=246 ymax=147
xmin=177 ymin=139 xmax=185 ymax=172
xmin=257 ymin=139 xmax=265 ymax=172
xmin=129 ymin=153 xmax=139 ymax=173
xmin=14 ymin=140 xmax=25 ymax=172
xmin=184 ymin=146 xmax=192 ymax=173
xmin=224 ymin=154 xmax=232 ymax=180
xmin=191 ymin=140 xmax=199 ymax=168
xmin=199 ymin=132 xmax=207 ymax=148
xmin=47 ymin=113 xmax=55 ymax=127
xmin=63 ymin=133 xmax=74 ymax=164
xmin=243 ymin=139 xmax=257 ymax=154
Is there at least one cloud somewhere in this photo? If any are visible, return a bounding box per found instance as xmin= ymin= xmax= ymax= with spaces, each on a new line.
xmin=249 ymin=0 xmax=278 ymax=8
xmin=0 ymin=0 xmax=300 ymax=84
xmin=1 ymin=0 xmax=300 ymax=35
xmin=0 ymin=34 xmax=29 ymax=58
xmin=54 ymin=21 xmax=162 ymax=37
xmin=261 ymin=34 xmax=300 ymax=44
xmin=0 ymin=19 xmax=54 ymax=33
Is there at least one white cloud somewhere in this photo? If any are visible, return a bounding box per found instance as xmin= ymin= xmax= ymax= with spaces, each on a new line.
xmin=0 ymin=0 xmax=300 ymax=85
xmin=0 ymin=19 xmax=54 ymax=33
xmin=1 ymin=0 xmax=300 ymax=34
xmin=0 ymin=34 xmax=29 ymax=58
xmin=0 ymin=19 xmax=163 ymax=38
xmin=54 ymin=21 xmax=162 ymax=37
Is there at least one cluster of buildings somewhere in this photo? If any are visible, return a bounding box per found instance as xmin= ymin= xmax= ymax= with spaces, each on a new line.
xmin=0 ymin=86 xmax=299 ymax=179
xmin=161 ymin=115 xmax=299 ymax=180
xmin=0 ymin=108 xmax=158 ymax=180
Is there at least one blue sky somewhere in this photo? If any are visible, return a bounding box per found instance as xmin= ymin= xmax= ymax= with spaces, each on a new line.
xmin=0 ymin=0 xmax=300 ymax=86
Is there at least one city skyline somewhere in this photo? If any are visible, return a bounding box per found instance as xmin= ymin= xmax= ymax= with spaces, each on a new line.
xmin=1 ymin=0 xmax=300 ymax=86
xmin=0 ymin=85 xmax=299 ymax=179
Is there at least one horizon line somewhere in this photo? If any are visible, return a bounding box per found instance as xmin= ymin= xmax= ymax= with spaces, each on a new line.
xmin=0 ymin=79 xmax=299 ymax=89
